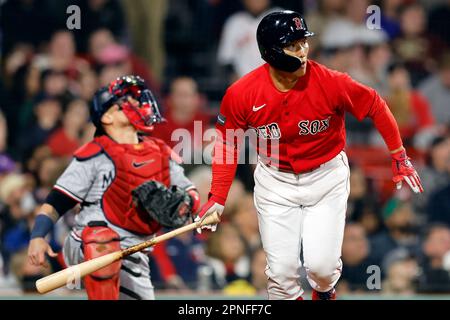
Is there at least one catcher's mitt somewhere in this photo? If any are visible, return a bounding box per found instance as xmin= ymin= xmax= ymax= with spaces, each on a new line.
xmin=132 ymin=180 xmax=193 ymax=229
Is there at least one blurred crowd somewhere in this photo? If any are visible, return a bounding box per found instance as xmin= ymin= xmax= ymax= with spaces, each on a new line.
xmin=0 ymin=0 xmax=450 ymax=297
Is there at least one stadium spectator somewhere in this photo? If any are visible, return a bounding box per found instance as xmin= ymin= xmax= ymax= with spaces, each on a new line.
xmin=0 ymin=0 xmax=55 ymax=56
xmin=378 ymin=0 xmax=402 ymax=40
xmin=122 ymin=0 xmax=168 ymax=82
xmin=151 ymin=77 xmax=212 ymax=165
xmin=320 ymin=0 xmax=388 ymax=146
xmin=426 ymin=183 xmax=450 ymax=228
xmin=417 ymin=224 xmax=450 ymax=293
xmin=204 ymin=223 xmax=251 ymax=290
xmin=154 ymin=231 xmax=206 ymax=290
xmin=231 ymin=193 xmax=262 ymax=253
xmin=346 ymin=165 xmax=383 ymax=236
xmin=33 ymin=156 xmax=68 ymax=204
xmin=305 ymin=0 xmax=345 ymax=56
xmin=31 ymin=30 xmax=89 ymax=77
xmin=381 ymin=248 xmax=419 ymax=295
xmin=76 ymin=69 xmax=99 ymax=102
xmin=217 ymin=0 xmax=280 ymax=80
xmin=428 ymin=0 xmax=450 ymax=47
xmin=384 ymin=62 xmax=435 ymax=145
xmin=0 ymin=174 xmax=35 ymax=275
xmin=88 ymin=29 xmax=160 ymax=94
xmin=0 ymin=112 xmax=14 ymax=175
xmin=365 ymin=42 xmax=393 ymax=95
xmin=46 ymin=99 xmax=90 ymax=158
xmin=393 ymin=3 xmax=442 ymax=86
xmin=249 ymin=247 xmax=268 ymax=295
xmin=419 ymin=52 xmax=450 ymax=126
xmin=339 ymin=223 xmax=378 ymax=293
xmin=187 ymin=166 xmax=214 ymax=205
xmin=370 ymin=198 xmax=421 ymax=268
xmin=414 ymin=135 xmax=450 ymax=215
xmin=75 ymin=0 xmax=126 ymax=52
xmin=320 ymin=0 xmax=387 ymax=51
xmin=17 ymin=98 xmax=62 ymax=161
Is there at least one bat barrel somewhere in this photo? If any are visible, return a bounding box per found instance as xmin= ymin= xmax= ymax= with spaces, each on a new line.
xmin=35 ymin=212 xmax=221 ymax=294
xmin=36 ymin=251 xmax=122 ymax=294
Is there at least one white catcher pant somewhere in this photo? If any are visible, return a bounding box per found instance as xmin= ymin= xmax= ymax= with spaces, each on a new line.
xmin=254 ymin=150 xmax=350 ymax=300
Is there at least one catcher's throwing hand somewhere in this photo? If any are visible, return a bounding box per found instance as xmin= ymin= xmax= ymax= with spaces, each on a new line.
xmin=195 ymin=195 xmax=225 ymax=234
xmin=28 ymin=238 xmax=58 ymax=267
xmin=391 ymin=149 xmax=424 ymax=193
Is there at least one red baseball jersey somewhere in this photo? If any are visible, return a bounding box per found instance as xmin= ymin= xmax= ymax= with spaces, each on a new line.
xmin=209 ymin=60 xmax=403 ymax=203
xmin=216 ymin=60 xmax=399 ymax=173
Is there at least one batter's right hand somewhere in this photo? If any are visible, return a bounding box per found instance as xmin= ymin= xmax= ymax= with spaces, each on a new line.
xmin=195 ymin=196 xmax=225 ymax=234
xmin=28 ymin=237 xmax=58 ymax=267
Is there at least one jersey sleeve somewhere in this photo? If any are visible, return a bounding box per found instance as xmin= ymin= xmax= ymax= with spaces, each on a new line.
xmin=53 ymin=157 xmax=97 ymax=203
xmin=337 ymin=72 xmax=379 ymax=121
xmin=169 ymin=160 xmax=194 ymax=190
xmin=209 ymin=88 xmax=247 ymax=204
xmin=337 ymin=72 xmax=403 ymax=151
xmin=216 ymin=87 xmax=248 ymax=136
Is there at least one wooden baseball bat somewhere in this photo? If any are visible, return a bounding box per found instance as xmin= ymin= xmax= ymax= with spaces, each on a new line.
xmin=35 ymin=212 xmax=220 ymax=294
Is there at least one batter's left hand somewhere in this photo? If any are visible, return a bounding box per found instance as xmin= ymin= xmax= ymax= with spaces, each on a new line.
xmin=195 ymin=195 xmax=225 ymax=234
xmin=391 ymin=149 xmax=424 ymax=193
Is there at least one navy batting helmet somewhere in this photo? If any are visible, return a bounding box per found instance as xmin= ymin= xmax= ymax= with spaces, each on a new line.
xmin=257 ymin=10 xmax=314 ymax=72
xmin=91 ymin=75 xmax=163 ymax=133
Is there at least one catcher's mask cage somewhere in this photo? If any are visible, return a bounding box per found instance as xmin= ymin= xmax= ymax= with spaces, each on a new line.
xmin=91 ymin=75 xmax=164 ymax=134
xmin=257 ymin=10 xmax=314 ymax=73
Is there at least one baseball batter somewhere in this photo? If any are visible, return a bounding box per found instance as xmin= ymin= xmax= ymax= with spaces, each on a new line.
xmin=27 ymin=76 xmax=200 ymax=300
xmin=196 ymin=11 xmax=424 ymax=300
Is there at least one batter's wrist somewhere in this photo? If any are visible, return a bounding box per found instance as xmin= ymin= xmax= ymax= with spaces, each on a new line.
xmin=208 ymin=193 xmax=226 ymax=206
xmin=390 ymin=146 xmax=405 ymax=155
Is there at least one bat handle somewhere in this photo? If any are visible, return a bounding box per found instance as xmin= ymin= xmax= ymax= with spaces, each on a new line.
xmin=198 ymin=211 xmax=221 ymax=227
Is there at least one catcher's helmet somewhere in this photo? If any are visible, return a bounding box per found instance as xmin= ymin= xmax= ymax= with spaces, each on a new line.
xmin=257 ymin=10 xmax=314 ymax=72
xmin=91 ymin=75 xmax=163 ymax=133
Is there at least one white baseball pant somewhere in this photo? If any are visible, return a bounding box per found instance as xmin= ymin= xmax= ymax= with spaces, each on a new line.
xmin=253 ymin=150 xmax=350 ymax=300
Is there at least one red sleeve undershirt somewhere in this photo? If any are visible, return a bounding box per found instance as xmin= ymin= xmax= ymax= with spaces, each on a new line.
xmin=367 ymin=93 xmax=404 ymax=152
xmin=209 ymin=134 xmax=239 ymax=205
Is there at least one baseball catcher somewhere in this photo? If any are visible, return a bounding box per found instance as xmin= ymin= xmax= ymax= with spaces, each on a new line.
xmin=28 ymin=75 xmax=200 ymax=300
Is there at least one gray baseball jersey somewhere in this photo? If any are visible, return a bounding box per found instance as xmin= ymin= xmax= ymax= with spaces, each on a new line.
xmin=55 ymin=153 xmax=194 ymax=247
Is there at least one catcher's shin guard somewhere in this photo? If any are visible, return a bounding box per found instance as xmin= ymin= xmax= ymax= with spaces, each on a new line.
xmin=81 ymin=221 xmax=122 ymax=300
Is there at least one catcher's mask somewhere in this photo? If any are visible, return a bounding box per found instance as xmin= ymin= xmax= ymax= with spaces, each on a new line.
xmin=92 ymin=75 xmax=164 ymax=133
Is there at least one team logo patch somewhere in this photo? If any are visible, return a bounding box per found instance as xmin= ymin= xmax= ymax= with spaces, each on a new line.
xmin=293 ymin=17 xmax=303 ymax=30
xmin=217 ymin=113 xmax=226 ymax=126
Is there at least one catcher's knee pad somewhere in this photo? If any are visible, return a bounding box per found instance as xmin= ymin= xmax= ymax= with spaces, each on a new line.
xmin=81 ymin=221 xmax=122 ymax=300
